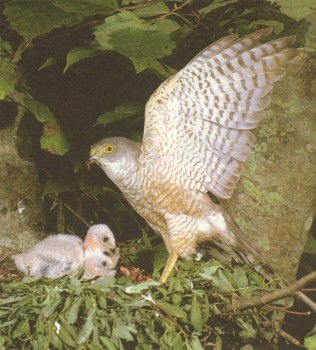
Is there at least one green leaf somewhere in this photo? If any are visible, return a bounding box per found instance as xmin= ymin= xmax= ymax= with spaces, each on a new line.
xmin=0 ymin=57 xmax=16 ymax=100
xmin=198 ymin=0 xmax=238 ymax=15
xmin=51 ymin=0 xmax=118 ymax=16
xmin=199 ymin=261 xmax=222 ymax=280
xmin=152 ymin=243 xmax=168 ymax=277
xmin=4 ymin=0 xmax=81 ymax=41
xmin=231 ymin=266 xmax=249 ymax=288
xmin=41 ymin=298 xmax=61 ymax=318
xmin=77 ymin=307 xmax=96 ymax=344
xmin=89 ymin=277 xmax=116 ymax=289
xmin=50 ymin=330 xmax=64 ymax=350
xmin=115 ymin=318 xmax=134 ymax=341
xmin=190 ymin=295 xmax=203 ymax=332
xmin=58 ymin=324 xmax=77 ymax=347
xmin=96 ymin=101 xmax=144 ymax=126
xmin=125 ymin=281 xmax=161 ymax=294
xmin=38 ymin=57 xmax=58 ymax=71
xmin=246 ymin=20 xmax=284 ymax=35
xmin=33 ymin=333 xmax=49 ymax=350
xmin=156 ymin=300 xmax=187 ymax=319
xmin=100 ymin=336 xmax=116 ymax=350
xmin=94 ymin=11 xmax=181 ymax=72
xmin=134 ymin=2 xmax=169 ymax=17
xmin=64 ymin=46 xmax=100 ymax=72
xmin=267 ymin=0 xmax=316 ymax=21
xmin=22 ymin=94 xmax=69 ymax=155
xmin=305 ymin=324 xmax=316 ymax=350
xmin=23 ymin=94 xmax=55 ymax=122
xmin=236 ymin=318 xmax=257 ymax=340
xmin=12 ymin=319 xmax=31 ymax=338
xmin=188 ymin=335 xmax=204 ymax=350
xmin=67 ymin=296 xmax=83 ymax=324
xmin=0 ymin=38 xmax=13 ymax=57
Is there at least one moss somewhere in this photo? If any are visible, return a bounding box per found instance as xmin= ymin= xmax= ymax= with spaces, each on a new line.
xmin=242 ymin=179 xmax=284 ymax=215
xmin=258 ymin=118 xmax=278 ymax=138
xmin=243 ymin=143 xmax=267 ymax=177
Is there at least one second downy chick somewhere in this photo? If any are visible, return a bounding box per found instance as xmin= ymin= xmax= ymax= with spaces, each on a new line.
xmin=83 ymin=224 xmax=119 ymax=279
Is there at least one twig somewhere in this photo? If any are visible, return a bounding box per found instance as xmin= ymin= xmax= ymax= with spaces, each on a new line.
xmin=277 ymin=328 xmax=301 ymax=346
xmin=302 ymin=288 xmax=316 ymax=292
xmin=62 ymin=201 xmax=90 ymax=228
xmin=295 ymin=291 xmax=316 ymax=313
xmin=265 ymin=305 xmax=311 ymax=316
xmin=264 ymin=321 xmax=302 ymax=346
xmin=158 ymin=0 xmax=191 ymax=20
xmin=222 ymin=271 xmax=316 ymax=313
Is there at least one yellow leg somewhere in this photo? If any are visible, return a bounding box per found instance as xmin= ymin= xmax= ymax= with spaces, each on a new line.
xmin=159 ymin=252 xmax=178 ymax=283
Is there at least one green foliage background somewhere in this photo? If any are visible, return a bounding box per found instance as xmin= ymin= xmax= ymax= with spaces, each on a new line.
xmin=0 ymin=0 xmax=315 ymax=348
xmin=0 ymin=0 xmax=312 ymax=237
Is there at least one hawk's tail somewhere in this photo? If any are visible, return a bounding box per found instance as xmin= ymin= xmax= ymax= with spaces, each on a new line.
xmin=221 ymin=210 xmax=275 ymax=281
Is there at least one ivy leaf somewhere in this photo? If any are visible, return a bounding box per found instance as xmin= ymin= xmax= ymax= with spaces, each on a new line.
xmin=267 ymin=0 xmax=316 ymax=21
xmin=64 ymin=46 xmax=100 ymax=72
xmin=96 ymin=101 xmax=144 ymax=126
xmin=22 ymin=95 xmax=69 ymax=155
xmin=4 ymin=0 xmax=81 ymax=41
xmin=94 ymin=11 xmax=181 ymax=72
xmin=51 ymin=0 xmax=118 ymax=16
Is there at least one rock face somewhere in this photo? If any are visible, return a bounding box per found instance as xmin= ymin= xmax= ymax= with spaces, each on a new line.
xmin=0 ymin=107 xmax=45 ymax=253
xmin=224 ymin=50 xmax=316 ymax=281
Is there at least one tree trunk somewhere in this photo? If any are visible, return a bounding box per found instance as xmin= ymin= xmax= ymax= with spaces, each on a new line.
xmin=225 ymin=49 xmax=316 ymax=281
xmin=0 ymin=106 xmax=45 ymax=254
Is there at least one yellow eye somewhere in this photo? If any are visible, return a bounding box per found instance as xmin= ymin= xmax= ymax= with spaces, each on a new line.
xmin=104 ymin=144 xmax=115 ymax=153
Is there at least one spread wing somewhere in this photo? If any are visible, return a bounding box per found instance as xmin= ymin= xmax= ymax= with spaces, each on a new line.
xmin=141 ymin=28 xmax=296 ymax=199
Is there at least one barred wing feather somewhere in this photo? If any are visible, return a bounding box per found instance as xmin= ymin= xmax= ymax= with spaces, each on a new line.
xmin=142 ymin=28 xmax=296 ymax=199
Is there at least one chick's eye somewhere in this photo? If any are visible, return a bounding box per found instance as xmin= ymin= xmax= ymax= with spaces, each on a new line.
xmin=104 ymin=145 xmax=115 ymax=153
xmin=103 ymin=236 xmax=109 ymax=243
xmin=102 ymin=261 xmax=107 ymax=267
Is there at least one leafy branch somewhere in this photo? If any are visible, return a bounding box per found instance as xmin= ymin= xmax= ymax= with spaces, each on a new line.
xmin=222 ymin=271 xmax=316 ymax=313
